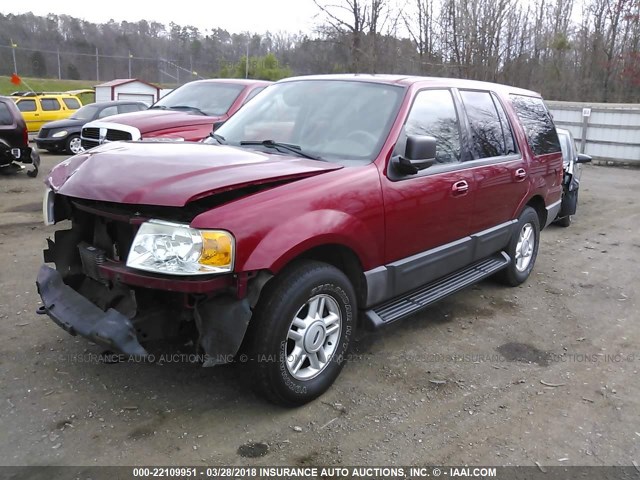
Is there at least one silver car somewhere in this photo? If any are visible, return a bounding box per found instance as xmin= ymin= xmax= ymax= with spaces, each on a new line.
xmin=555 ymin=128 xmax=592 ymax=227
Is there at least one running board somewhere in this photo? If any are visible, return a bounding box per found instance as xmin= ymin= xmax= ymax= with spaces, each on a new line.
xmin=364 ymin=252 xmax=510 ymax=329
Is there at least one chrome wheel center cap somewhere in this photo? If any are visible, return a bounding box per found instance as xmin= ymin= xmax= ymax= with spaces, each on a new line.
xmin=304 ymin=321 xmax=326 ymax=353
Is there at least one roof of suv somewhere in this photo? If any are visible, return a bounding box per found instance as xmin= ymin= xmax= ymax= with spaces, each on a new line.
xmin=279 ymin=74 xmax=540 ymax=97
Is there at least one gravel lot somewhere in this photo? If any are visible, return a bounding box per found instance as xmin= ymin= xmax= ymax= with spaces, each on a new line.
xmin=1 ymin=153 xmax=639 ymax=467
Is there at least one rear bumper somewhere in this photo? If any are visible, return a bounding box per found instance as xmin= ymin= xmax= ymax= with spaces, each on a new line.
xmin=36 ymin=265 xmax=148 ymax=358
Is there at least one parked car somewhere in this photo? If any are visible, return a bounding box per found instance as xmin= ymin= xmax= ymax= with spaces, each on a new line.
xmin=554 ymin=128 xmax=592 ymax=227
xmin=80 ymin=79 xmax=271 ymax=150
xmin=11 ymin=92 xmax=83 ymax=133
xmin=0 ymin=96 xmax=40 ymax=177
xmin=37 ymin=75 xmax=563 ymax=406
xmin=35 ymin=101 xmax=147 ymax=154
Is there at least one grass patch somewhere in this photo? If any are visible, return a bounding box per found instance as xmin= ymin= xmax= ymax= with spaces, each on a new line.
xmin=0 ymin=76 xmax=94 ymax=96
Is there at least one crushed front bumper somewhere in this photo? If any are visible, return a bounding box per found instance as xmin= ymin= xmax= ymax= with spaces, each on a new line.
xmin=36 ymin=265 xmax=148 ymax=358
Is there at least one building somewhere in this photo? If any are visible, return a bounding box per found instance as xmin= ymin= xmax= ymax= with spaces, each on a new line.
xmin=94 ymin=79 xmax=161 ymax=106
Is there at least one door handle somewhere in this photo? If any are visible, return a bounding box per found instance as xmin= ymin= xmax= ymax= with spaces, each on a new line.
xmin=452 ymin=180 xmax=469 ymax=195
xmin=515 ymin=168 xmax=527 ymax=180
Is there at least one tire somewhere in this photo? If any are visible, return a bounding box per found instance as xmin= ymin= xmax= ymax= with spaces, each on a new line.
xmin=66 ymin=134 xmax=84 ymax=155
xmin=247 ymin=260 xmax=356 ymax=406
xmin=27 ymin=166 xmax=38 ymax=178
xmin=498 ymin=206 xmax=540 ymax=286
xmin=556 ymin=214 xmax=572 ymax=227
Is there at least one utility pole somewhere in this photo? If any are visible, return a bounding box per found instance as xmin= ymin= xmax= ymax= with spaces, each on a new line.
xmin=10 ymin=40 xmax=18 ymax=74
xmin=95 ymin=47 xmax=99 ymax=81
xmin=128 ymin=51 xmax=133 ymax=78
xmin=245 ymin=41 xmax=249 ymax=79
xmin=57 ymin=49 xmax=61 ymax=79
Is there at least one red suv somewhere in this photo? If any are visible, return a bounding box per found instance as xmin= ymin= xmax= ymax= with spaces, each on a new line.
xmin=37 ymin=75 xmax=563 ymax=406
xmin=80 ymin=79 xmax=271 ymax=149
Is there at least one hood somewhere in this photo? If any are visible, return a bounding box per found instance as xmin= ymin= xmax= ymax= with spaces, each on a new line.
xmin=41 ymin=118 xmax=84 ymax=130
xmin=48 ymin=142 xmax=342 ymax=206
xmin=93 ymin=109 xmax=220 ymax=134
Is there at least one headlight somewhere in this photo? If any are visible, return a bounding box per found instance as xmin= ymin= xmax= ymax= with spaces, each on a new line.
xmin=126 ymin=220 xmax=234 ymax=275
xmin=52 ymin=130 xmax=69 ymax=138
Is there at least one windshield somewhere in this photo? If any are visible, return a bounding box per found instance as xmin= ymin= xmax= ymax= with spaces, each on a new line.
xmin=215 ymin=80 xmax=405 ymax=165
xmin=70 ymin=104 xmax=100 ymax=121
xmin=152 ymin=82 xmax=245 ymax=116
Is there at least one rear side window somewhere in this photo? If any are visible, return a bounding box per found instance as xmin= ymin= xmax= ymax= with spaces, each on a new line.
xmin=405 ymin=89 xmax=461 ymax=164
xmin=460 ymin=90 xmax=507 ymax=159
xmin=510 ymin=95 xmax=561 ymax=155
xmin=0 ymin=103 xmax=13 ymax=125
xmin=17 ymin=100 xmax=36 ymax=112
xmin=40 ymin=99 xmax=61 ymax=111
xmin=63 ymin=98 xmax=81 ymax=109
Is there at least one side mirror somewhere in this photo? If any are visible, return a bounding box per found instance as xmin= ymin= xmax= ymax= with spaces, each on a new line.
xmin=576 ymin=153 xmax=592 ymax=164
xmin=392 ymin=135 xmax=437 ymax=175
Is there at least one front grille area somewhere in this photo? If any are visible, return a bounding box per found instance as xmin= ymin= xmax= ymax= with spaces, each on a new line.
xmin=81 ymin=139 xmax=99 ymax=150
xmin=82 ymin=127 xmax=100 ymax=139
xmin=39 ymin=128 xmax=50 ymax=138
xmin=105 ymin=130 xmax=132 ymax=141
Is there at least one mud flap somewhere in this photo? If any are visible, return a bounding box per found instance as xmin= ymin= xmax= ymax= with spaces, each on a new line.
xmin=195 ymin=296 xmax=252 ymax=367
xmin=36 ymin=265 xmax=148 ymax=358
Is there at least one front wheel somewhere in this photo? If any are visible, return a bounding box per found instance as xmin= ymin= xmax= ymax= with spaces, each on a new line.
xmin=247 ymin=260 xmax=356 ymax=406
xmin=498 ymin=206 xmax=540 ymax=286
xmin=66 ymin=134 xmax=84 ymax=155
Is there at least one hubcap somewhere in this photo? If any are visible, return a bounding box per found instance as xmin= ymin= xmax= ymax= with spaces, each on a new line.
xmin=69 ymin=137 xmax=84 ymax=154
xmin=515 ymin=223 xmax=535 ymax=272
xmin=286 ymin=294 xmax=341 ymax=380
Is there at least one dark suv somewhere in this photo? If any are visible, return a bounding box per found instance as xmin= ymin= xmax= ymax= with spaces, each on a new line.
xmin=0 ymin=96 xmax=40 ymax=177
xmin=37 ymin=75 xmax=562 ymax=405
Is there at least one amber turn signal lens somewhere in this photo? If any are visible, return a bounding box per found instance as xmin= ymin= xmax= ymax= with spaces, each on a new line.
xmin=200 ymin=231 xmax=234 ymax=268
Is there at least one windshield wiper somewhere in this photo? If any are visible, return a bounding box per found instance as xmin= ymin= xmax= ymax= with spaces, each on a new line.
xmin=208 ymin=133 xmax=226 ymax=145
xmin=149 ymin=105 xmax=169 ymax=110
xmin=169 ymin=105 xmax=207 ymax=115
xmin=239 ymin=140 xmax=322 ymax=161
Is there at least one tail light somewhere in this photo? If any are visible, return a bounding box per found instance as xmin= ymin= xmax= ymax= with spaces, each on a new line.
xmin=23 ymin=126 xmax=28 ymax=147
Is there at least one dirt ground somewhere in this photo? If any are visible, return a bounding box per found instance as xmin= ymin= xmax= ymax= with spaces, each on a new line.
xmin=1 ymin=153 xmax=639 ymax=468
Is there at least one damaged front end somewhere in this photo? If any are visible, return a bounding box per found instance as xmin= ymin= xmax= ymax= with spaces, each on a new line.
xmin=36 ymin=193 xmax=261 ymax=365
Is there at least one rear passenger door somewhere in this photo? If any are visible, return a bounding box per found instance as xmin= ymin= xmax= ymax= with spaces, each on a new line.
xmin=39 ymin=98 xmax=63 ymax=128
xmin=458 ymin=89 xmax=528 ymax=240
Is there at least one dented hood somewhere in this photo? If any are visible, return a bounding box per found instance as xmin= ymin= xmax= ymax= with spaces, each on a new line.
xmin=48 ymin=142 xmax=342 ymax=206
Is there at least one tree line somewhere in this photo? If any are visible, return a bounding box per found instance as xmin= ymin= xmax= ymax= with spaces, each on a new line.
xmin=1 ymin=0 xmax=639 ymax=103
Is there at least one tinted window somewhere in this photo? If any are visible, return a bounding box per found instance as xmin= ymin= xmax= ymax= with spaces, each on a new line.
xmin=63 ymin=98 xmax=81 ymax=109
xmin=0 ymin=103 xmax=13 ymax=125
xmin=460 ymin=90 xmax=505 ymax=158
xmin=492 ymin=93 xmax=516 ymax=155
xmin=40 ymin=99 xmax=61 ymax=111
xmin=510 ymin=95 xmax=561 ymax=155
xmin=98 ymin=106 xmax=118 ymax=118
xmin=17 ymin=100 xmax=36 ymax=112
xmin=119 ymin=103 xmax=145 ymax=114
xmin=405 ymin=89 xmax=461 ymax=164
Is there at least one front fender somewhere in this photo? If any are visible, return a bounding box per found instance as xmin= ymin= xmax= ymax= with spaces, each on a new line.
xmin=240 ymin=209 xmax=382 ymax=274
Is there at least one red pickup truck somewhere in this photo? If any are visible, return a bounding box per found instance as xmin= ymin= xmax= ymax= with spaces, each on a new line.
xmin=80 ymin=79 xmax=271 ymax=149
xmin=38 ymin=75 xmax=563 ymax=406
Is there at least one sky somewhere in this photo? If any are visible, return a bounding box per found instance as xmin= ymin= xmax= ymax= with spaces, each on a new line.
xmin=1 ymin=0 xmax=321 ymax=34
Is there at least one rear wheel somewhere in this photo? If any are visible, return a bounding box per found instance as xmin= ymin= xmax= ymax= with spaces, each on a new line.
xmin=498 ymin=206 xmax=540 ymax=286
xmin=247 ymin=260 xmax=356 ymax=406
